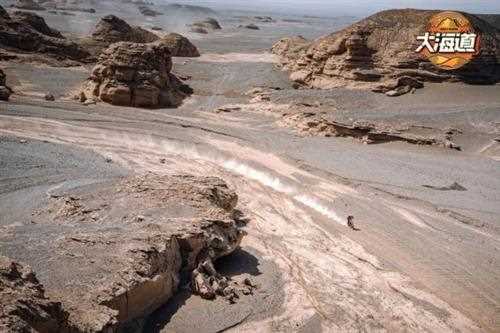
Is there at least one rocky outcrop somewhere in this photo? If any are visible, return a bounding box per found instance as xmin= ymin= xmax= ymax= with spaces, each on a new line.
xmin=0 ymin=256 xmax=68 ymax=332
xmin=79 ymin=15 xmax=159 ymax=56
xmin=273 ymin=9 xmax=500 ymax=93
xmin=79 ymin=40 xmax=191 ymax=108
xmin=10 ymin=11 xmax=63 ymax=38
xmin=271 ymin=35 xmax=308 ymax=64
xmin=242 ymin=87 xmax=461 ymax=150
xmin=158 ymin=33 xmax=200 ymax=57
xmin=278 ymin=111 xmax=460 ymax=149
xmin=254 ymin=16 xmax=274 ymax=23
xmin=1 ymin=174 xmax=246 ymax=331
xmin=189 ymin=18 xmax=221 ymax=33
xmin=0 ymin=69 xmax=12 ymax=101
xmin=240 ymin=23 xmax=260 ymax=30
xmin=0 ymin=5 xmax=90 ymax=64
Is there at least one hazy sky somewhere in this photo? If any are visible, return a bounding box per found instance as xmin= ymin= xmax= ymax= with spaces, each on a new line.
xmin=171 ymin=0 xmax=500 ymax=16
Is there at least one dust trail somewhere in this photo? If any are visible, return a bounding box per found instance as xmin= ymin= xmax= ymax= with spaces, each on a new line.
xmin=293 ymin=194 xmax=343 ymax=223
xmin=221 ymin=159 xmax=345 ymax=225
xmin=0 ymin=115 xmax=346 ymax=225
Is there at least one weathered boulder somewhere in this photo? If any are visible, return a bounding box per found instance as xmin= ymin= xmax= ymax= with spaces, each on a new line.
xmin=271 ymin=35 xmax=308 ymax=65
xmin=189 ymin=17 xmax=221 ymax=33
xmin=92 ymin=15 xmax=158 ymax=44
xmin=0 ymin=5 xmax=90 ymax=64
xmin=10 ymin=11 xmax=64 ymax=38
xmin=254 ymin=16 xmax=274 ymax=23
xmin=240 ymin=23 xmax=260 ymax=30
xmin=2 ymin=173 xmax=246 ymax=331
xmin=0 ymin=256 xmax=68 ymax=332
xmin=0 ymin=69 xmax=12 ymax=101
xmin=158 ymin=33 xmax=200 ymax=57
xmin=273 ymin=9 xmax=500 ymax=92
xmin=80 ymin=40 xmax=191 ymax=108
xmin=79 ymin=15 xmax=159 ymax=56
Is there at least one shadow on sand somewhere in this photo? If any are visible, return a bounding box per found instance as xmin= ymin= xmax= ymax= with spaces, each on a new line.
xmin=143 ymin=248 xmax=261 ymax=332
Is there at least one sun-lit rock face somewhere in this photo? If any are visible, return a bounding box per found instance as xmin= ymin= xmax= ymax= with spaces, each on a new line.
xmin=80 ymin=40 xmax=192 ymax=108
xmin=158 ymin=33 xmax=200 ymax=57
xmin=273 ymin=9 xmax=500 ymax=91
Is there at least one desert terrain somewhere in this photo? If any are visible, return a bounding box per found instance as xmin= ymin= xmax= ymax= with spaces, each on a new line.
xmin=0 ymin=1 xmax=499 ymax=332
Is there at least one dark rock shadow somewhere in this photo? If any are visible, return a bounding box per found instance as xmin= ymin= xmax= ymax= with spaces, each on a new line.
xmin=422 ymin=182 xmax=467 ymax=191
xmin=143 ymin=248 xmax=263 ymax=332
xmin=214 ymin=247 xmax=262 ymax=277
xmin=142 ymin=288 xmax=191 ymax=333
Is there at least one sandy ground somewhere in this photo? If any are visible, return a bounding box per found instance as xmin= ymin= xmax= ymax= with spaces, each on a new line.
xmin=1 ymin=3 xmax=500 ymax=332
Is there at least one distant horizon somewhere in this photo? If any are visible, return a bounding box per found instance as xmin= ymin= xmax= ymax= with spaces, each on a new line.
xmin=158 ymin=0 xmax=500 ymax=17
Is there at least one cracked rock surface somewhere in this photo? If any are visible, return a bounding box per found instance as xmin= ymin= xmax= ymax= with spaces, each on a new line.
xmin=0 ymin=174 xmax=245 ymax=332
xmin=79 ymin=40 xmax=192 ymax=108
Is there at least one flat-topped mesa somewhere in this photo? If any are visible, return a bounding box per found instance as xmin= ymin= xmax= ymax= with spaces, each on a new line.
xmin=273 ymin=9 xmax=500 ymax=92
xmin=79 ymin=40 xmax=192 ymax=108
xmin=80 ymin=14 xmax=159 ymax=56
xmin=0 ymin=5 xmax=90 ymax=64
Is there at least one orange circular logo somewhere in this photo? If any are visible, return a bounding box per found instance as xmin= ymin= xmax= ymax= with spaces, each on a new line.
xmin=416 ymin=11 xmax=480 ymax=70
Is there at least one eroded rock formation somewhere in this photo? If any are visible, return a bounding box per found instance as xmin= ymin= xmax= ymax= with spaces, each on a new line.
xmin=0 ymin=5 xmax=90 ymax=64
xmin=189 ymin=18 xmax=221 ymax=34
xmin=0 ymin=256 xmax=68 ymax=332
xmin=80 ymin=40 xmax=191 ymax=107
xmin=271 ymin=35 xmax=308 ymax=64
xmin=79 ymin=15 xmax=159 ymax=56
xmin=240 ymin=23 xmax=260 ymax=30
xmin=0 ymin=69 xmax=12 ymax=101
xmin=273 ymin=9 xmax=500 ymax=93
xmin=1 ymin=174 xmax=247 ymax=331
xmin=10 ymin=11 xmax=63 ymax=38
xmin=242 ymin=87 xmax=461 ymax=150
xmin=159 ymin=33 xmax=200 ymax=57
xmin=278 ymin=111 xmax=461 ymax=149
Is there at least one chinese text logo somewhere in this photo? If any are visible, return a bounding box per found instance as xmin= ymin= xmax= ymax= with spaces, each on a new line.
xmin=416 ymin=11 xmax=480 ymax=70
